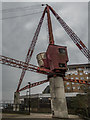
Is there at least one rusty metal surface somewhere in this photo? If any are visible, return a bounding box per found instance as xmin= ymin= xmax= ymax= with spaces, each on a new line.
xmin=46 ymin=5 xmax=54 ymax=45
xmin=46 ymin=44 xmax=68 ymax=71
xmin=0 ymin=55 xmax=53 ymax=75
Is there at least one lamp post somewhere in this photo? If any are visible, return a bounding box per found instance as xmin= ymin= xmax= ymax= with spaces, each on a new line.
xmin=26 ymin=91 xmax=29 ymax=97
xmin=28 ymin=82 xmax=31 ymax=115
xmin=26 ymin=91 xmax=29 ymax=111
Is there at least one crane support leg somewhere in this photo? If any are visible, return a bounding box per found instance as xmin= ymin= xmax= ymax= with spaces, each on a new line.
xmin=49 ymin=76 xmax=68 ymax=118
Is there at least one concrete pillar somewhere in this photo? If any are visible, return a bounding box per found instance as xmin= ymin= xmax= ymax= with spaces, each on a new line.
xmin=14 ymin=92 xmax=20 ymax=104
xmin=13 ymin=92 xmax=20 ymax=111
xmin=49 ymin=76 xmax=68 ymax=118
xmin=16 ymin=104 xmax=19 ymax=111
xmin=13 ymin=104 xmax=19 ymax=111
xmin=13 ymin=104 xmax=16 ymax=111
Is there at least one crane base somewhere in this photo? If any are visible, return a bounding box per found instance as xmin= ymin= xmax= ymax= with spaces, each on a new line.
xmin=49 ymin=76 xmax=68 ymax=118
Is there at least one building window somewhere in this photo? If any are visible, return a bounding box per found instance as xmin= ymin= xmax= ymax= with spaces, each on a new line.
xmin=65 ymin=73 xmax=67 ymax=76
xmin=80 ymin=77 xmax=84 ymax=80
xmin=72 ymin=82 xmax=74 ymax=85
xmin=70 ymin=73 xmax=73 ymax=75
xmin=58 ymin=48 xmax=66 ymax=54
xmin=76 ymin=83 xmax=79 ymax=85
xmin=59 ymin=63 xmax=65 ymax=67
xmin=79 ymin=72 xmax=83 ymax=75
xmin=78 ymin=68 xmax=83 ymax=71
xmin=67 ymin=87 xmax=70 ymax=90
xmin=75 ymin=77 xmax=79 ymax=80
xmin=73 ymin=87 xmax=75 ymax=89
xmin=87 ymin=77 xmax=90 ymax=79
xmin=83 ymin=71 xmax=86 ymax=73
xmin=88 ymin=82 xmax=90 ymax=84
xmin=67 ymin=82 xmax=69 ymax=85
xmin=77 ymin=86 xmax=80 ymax=90
xmin=75 ymin=72 xmax=78 ymax=75
xmin=85 ymin=72 xmax=88 ymax=74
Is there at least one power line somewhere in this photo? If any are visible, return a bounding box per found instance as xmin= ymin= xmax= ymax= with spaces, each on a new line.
xmin=1 ymin=8 xmax=43 ymax=14
xmin=1 ymin=11 xmax=43 ymax=20
xmin=1 ymin=4 xmax=42 ymax=12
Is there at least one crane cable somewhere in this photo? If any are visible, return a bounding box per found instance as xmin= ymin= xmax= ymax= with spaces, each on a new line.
xmin=0 ymin=11 xmax=43 ymax=20
xmin=1 ymin=8 xmax=43 ymax=13
xmin=1 ymin=4 xmax=42 ymax=12
xmin=0 ymin=4 xmax=44 ymax=20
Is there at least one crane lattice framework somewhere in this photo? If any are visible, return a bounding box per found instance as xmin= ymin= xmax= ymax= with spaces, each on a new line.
xmin=0 ymin=4 xmax=90 ymax=93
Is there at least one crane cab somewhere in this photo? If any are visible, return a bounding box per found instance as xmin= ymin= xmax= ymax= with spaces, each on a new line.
xmin=37 ymin=44 xmax=68 ymax=74
xmin=46 ymin=44 xmax=68 ymax=73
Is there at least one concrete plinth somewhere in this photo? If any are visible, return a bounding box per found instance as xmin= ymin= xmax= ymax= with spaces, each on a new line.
xmin=49 ymin=76 xmax=68 ymax=118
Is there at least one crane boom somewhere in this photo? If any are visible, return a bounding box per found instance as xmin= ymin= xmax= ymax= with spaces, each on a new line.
xmin=46 ymin=5 xmax=54 ymax=44
xmin=19 ymin=79 xmax=49 ymax=92
xmin=0 ymin=55 xmax=53 ymax=75
xmin=48 ymin=5 xmax=90 ymax=61
xmin=17 ymin=7 xmax=47 ymax=92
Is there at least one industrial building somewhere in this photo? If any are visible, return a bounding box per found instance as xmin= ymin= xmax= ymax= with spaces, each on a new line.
xmin=64 ymin=63 xmax=90 ymax=92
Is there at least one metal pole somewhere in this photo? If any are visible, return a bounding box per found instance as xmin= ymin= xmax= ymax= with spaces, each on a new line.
xmin=28 ymin=82 xmax=31 ymax=115
xmin=26 ymin=91 xmax=29 ymax=111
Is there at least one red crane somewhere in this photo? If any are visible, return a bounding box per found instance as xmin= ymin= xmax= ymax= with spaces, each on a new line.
xmin=1 ymin=4 xmax=90 ymax=94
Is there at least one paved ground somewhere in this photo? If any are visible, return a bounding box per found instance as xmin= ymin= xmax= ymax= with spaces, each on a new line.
xmin=1 ymin=113 xmax=84 ymax=120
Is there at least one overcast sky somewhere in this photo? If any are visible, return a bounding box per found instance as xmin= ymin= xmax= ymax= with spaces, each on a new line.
xmin=1 ymin=2 xmax=89 ymax=101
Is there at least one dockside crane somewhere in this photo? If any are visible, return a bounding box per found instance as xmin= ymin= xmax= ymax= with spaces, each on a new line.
xmin=0 ymin=4 xmax=89 ymax=98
